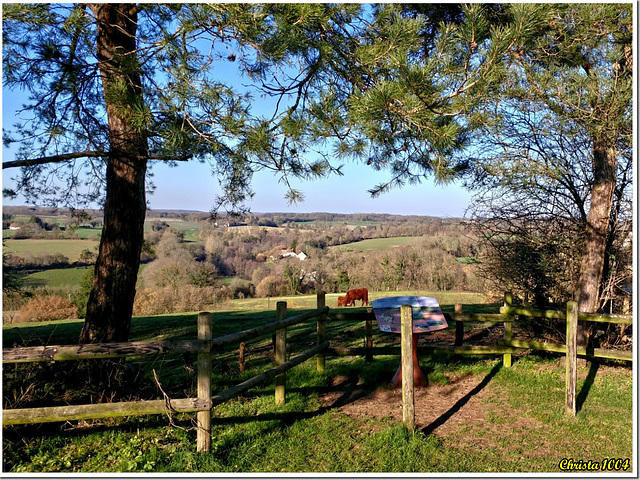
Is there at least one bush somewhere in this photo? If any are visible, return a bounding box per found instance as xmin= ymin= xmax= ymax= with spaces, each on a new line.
xmin=189 ymin=263 xmax=217 ymax=287
xmin=144 ymin=259 xmax=192 ymax=289
xmin=255 ymin=275 xmax=287 ymax=298
xmin=72 ymin=267 xmax=94 ymax=318
xmin=3 ymin=358 xmax=151 ymax=410
xmin=228 ymin=278 xmax=255 ymax=299
xmin=133 ymin=285 xmax=230 ymax=316
xmin=2 ymin=291 xmax=24 ymax=324
xmin=2 ymin=252 xmax=70 ymax=269
xmin=14 ymin=295 xmax=78 ymax=323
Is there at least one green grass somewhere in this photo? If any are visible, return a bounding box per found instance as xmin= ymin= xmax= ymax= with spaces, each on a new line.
xmin=2 ymin=352 xmax=632 ymax=473
xmin=224 ymin=291 xmax=490 ymax=311
xmin=3 ymin=239 xmax=99 ymax=260
xmin=4 ymin=215 xmax=102 ymax=239
xmin=145 ymin=218 xmax=203 ymax=232
xmin=455 ymin=256 xmax=479 ymax=264
xmin=21 ymin=267 xmax=92 ymax=288
xmin=331 ymin=236 xmax=421 ymax=252
xmin=2 ymin=300 xmax=633 ymax=474
xmin=72 ymin=226 xmax=101 ymax=239
xmin=144 ymin=218 xmax=202 ymax=243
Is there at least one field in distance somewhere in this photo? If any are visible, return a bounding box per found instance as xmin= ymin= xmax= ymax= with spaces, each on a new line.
xmin=3 ymin=239 xmax=99 ymax=259
xmin=192 ymin=290 xmax=490 ymax=312
xmin=330 ymin=236 xmax=421 ymax=252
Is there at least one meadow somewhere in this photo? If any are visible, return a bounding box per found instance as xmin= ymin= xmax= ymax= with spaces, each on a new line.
xmin=3 ymin=239 xmax=99 ymax=259
xmin=145 ymin=217 xmax=203 ymax=243
xmin=2 ymin=293 xmax=633 ymax=473
xmin=3 ymin=211 xmax=632 ymax=473
xmin=20 ymin=267 xmax=92 ymax=288
xmin=3 ymin=212 xmax=474 ymax=302
xmin=331 ymin=236 xmax=421 ymax=252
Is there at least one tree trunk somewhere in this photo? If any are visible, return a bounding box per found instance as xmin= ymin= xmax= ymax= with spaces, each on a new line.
xmin=575 ymin=135 xmax=617 ymax=315
xmin=80 ymin=4 xmax=148 ymax=344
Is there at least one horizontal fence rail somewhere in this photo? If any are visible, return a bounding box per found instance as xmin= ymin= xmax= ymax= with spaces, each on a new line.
xmin=325 ymin=345 xmax=516 ymax=357
xmin=3 ymin=339 xmax=209 ymax=364
xmin=211 ymin=306 xmax=329 ymax=349
xmin=3 ymin=397 xmax=211 ymax=426
xmin=498 ymin=339 xmax=632 ymax=362
xmin=500 ymin=306 xmax=634 ymax=324
xmin=2 ymin=306 xmax=330 ymax=365
xmin=444 ymin=313 xmax=512 ymax=323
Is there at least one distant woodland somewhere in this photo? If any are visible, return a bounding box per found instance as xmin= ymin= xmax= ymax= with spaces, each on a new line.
xmin=4 ymin=203 xmax=631 ymax=327
xmin=3 ymin=206 xmax=485 ymax=320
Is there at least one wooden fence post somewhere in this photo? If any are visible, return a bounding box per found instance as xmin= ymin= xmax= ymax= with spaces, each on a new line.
xmin=238 ymin=342 xmax=246 ymax=374
xmin=316 ymin=292 xmax=326 ymax=372
xmin=275 ymin=301 xmax=287 ymax=405
xmin=365 ymin=313 xmax=373 ymax=363
xmin=454 ymin=303 xmax=464 ymax=346
xmin=566 ymin=301 xmax=578 ymax=415
xmin=197 ymin=312 xmax=213 ymax=453
xmin=401 ymin=304 xmax=415 ymax=432
xmin=503 ymin=292 xmax=513 ymax=368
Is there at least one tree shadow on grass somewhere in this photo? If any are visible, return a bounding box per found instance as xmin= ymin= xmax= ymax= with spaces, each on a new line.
xmin=3 ymin=372 xmax=382 ymax=444
xmin=421 ymin=360 xmax=503 ymax=436
xmin=576 ymin=360 xmax=600 ymax=413
xmin=209 ymin=372 xmax=379 ymax=429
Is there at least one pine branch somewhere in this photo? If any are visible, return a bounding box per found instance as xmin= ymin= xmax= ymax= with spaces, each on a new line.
xmin=2 ymin=151 xmax=105 ymax=169
xmin=2 ymin=151 xmax=192 ymax=169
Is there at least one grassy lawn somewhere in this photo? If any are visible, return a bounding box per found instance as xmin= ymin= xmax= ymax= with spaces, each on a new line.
xmin=21 ymin=266 xmax=92 ymax=288
xmin=72 ymin=226 xmax=101 ymax=239
xmin=3 ymin=215 xmax=102 ymax=239
xmin=3 ymin=239 xmax=99 ymax=260
xmin=332 ymin=236 xmax=421 ymax=252
xmin=225 ymin=290 xmax=489 ymax=311
xmin=2 ymin=296 xmax=633 ymax=474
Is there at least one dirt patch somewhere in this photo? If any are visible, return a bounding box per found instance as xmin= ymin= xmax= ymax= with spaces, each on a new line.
xmin=316 ymin=323 xmax=513 ymax=439
xmin=319 ymin=369 xmax=499 ymax=439
xmin=316 ymin=367 xmax=562 ymax=459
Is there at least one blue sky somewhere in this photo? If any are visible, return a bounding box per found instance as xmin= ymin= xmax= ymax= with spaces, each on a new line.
xmin=2 ymin=143 xmax=470 ymax=217
xmin=2 ymin=88 xmax=471 ymax=218
xmin=146 ymin=158 xmax=471 ymax=216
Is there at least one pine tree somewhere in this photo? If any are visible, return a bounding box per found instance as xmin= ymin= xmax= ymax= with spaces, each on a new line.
xmin=2 ymin=3 xmax=352 ymax=342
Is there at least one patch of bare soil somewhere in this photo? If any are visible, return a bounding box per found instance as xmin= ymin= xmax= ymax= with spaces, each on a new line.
xmin=318 ymin=369 xmax=500 ymax=439
xmin=317 ymin=324 xmax=513 ymax=438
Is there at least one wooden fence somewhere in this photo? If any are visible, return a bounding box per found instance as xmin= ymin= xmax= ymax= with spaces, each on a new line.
xmin=2 ymin=291 xmax=632 ymax=445
xmin=2 ymin=298 xmax=330 ymax=453
xmin=325 ymin=293 xmax=515 ymax=363
xmin=497 ymin=295 xmax=632 ymax=415
xmin=396 ymin=292 xmax=632 ymax=424
xmin=322 ymin=292 xmax=632 ymax=424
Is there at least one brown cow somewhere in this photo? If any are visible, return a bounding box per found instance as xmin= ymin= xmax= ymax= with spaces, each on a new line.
xmin=344 ymin=288 xmax=368 ymax=307
xmin=337 ymin=296 xmax=347 ymax=307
